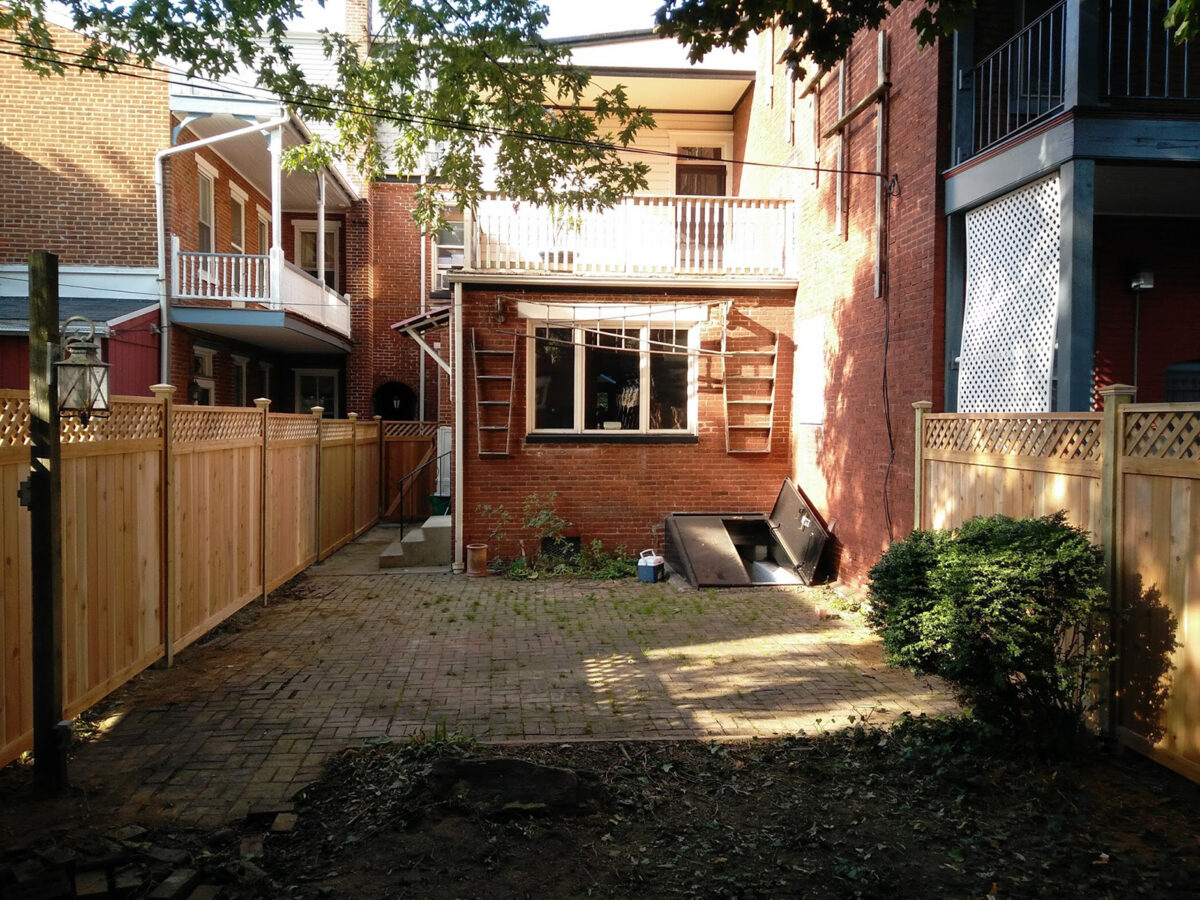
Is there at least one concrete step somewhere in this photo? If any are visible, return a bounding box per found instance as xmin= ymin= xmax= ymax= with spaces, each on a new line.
xmin=379 ymin=515 xmax=452 ymax=568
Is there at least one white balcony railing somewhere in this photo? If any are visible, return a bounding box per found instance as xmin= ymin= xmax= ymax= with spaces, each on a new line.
xmin=470 ymin=195 xmax=794 ymax=278
xmin=172 ymin=238 xmax=350 ymax=338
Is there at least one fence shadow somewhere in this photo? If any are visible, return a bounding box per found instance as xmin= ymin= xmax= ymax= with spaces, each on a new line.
xmin=1119 ymin=574 xmax=1179 ymax=745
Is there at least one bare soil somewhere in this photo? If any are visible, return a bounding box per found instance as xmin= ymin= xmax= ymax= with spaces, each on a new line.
xmin=4 ymin=717 xmax=1199 ymax=899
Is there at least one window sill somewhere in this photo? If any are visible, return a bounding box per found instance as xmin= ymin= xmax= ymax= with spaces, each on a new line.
xmin=525 ymin=432 xmax=699 ymax=445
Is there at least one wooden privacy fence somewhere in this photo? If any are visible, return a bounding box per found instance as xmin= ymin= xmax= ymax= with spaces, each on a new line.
xmin=914 ymin=387 xmax=1200 ymax=782
xmin=0 ymin=388 xmax=383 ymax=768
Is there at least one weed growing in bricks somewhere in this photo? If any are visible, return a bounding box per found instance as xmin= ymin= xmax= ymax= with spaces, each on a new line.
xmin=866 ymin=512 xmax=1112 ymax=738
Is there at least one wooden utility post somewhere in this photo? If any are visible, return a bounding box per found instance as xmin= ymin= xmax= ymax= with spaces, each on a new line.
xmin=27 ymin=251 xmax=68 ymax=793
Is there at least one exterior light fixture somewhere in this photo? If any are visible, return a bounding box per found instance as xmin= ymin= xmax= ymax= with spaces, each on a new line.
xmin=55 ymin=315 xmax=110 ymax=425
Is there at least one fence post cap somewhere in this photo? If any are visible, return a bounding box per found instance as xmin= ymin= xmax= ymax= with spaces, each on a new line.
xmin=311 ymin=406 xmax=325 ymax=417
xmin=348 ymin=412 xmax=358 ymax=422
xmin=1097 ymin=384 xmax=1137 ymax=397
xmin=912 ymin=400 xmax=933 ymax=410
xmin=150 ymin=384 xmax=176 ymax=398
xmin=254 ymin=397 xmax=271 ymax=410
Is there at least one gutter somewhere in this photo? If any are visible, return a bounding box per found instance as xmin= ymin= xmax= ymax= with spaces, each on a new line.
xmin=154 ymin=113 xmax=291 ymax=384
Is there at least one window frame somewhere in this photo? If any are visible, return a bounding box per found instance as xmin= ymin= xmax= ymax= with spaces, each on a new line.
xmin=191 ymin=346 xmax=216 ymax=406
xmin=294 ymin=367 xmax=340 ymax=418
xmin=525 ymin=317 xmax=698 ymax=437
xmin=292 ymin=221 xmax=341 ymax=293
xmin=196 ymin=157 xmax=217 ymax=256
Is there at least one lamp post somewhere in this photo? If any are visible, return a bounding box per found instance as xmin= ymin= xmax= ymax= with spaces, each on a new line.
xmin=23 ymin=252 xmax=112 ymax=794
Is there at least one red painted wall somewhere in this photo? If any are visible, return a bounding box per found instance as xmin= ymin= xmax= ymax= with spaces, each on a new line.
xmin=1093 ymin=215 xmax=1200 ymax=405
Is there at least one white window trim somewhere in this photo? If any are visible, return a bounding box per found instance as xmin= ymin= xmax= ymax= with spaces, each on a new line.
xmin=229 ymin=194 xmax=246 ymax=254
xmin=195 ymin=156 xmax=218 ymax=181
xmin=197 ymin=166 xmax=216 ymax=257
xmin=292 ymin=220 xmax=342 ymax=292
xmin=258 ymin=360 xmax=273 ymax=404
xmin=192 ymin=347 xmax=216 ymax=406
xmin=294 ymin=367 xmax=340 ymax=418
xmin=229 ymin=182 xmax=248 ymax=204
xmin=256 ymin=206 xmax=271 ymax=255
xmin=524 ymin=318 xmax=698 ymax=436
xmin=668 ymin=132 xmax=734 ymax=197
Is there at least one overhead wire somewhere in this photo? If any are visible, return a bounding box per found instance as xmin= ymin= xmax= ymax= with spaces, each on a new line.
xmin=0 ymin=35 xmax=886 ymax=178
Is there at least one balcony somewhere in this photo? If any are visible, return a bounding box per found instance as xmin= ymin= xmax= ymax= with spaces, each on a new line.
xmin=467 ymin=195 xmax=795 ymax=280
xmin=964 ymin=0 xmax=1199 ymax=160
xmin=171 ymin=239 xmax=351 ymax=339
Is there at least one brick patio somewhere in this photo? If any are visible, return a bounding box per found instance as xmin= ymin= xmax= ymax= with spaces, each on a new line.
xmin=0 ymin=527 xmax=956 ymax=833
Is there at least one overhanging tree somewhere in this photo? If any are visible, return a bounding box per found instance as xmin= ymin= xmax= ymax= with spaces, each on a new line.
xmin=654 ymin=0 xmax=1199 ymax=81
xmin=0 ymin=0 xmax=653 ymax=225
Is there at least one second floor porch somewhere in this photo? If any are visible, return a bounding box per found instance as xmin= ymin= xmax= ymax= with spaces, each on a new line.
xmin=459 ymin=194 xmax=797 ymax=283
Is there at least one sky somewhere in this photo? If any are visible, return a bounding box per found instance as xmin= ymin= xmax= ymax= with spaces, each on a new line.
xmin=542 ymin=0 xmax=662 ymax=38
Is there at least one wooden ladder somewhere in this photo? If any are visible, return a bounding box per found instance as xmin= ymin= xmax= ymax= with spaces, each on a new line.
xmin=471 ymin=328 xmax=516 ymax=457
xmin=722 ymin=320 xmax=778 ymax=455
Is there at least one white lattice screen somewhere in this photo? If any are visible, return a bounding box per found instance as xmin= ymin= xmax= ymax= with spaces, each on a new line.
xmin=958 ymin=175 xmax=1061 ymax=412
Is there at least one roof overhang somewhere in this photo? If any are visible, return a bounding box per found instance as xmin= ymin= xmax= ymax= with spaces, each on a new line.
xmin=167 ymin=99 xmax=359 ymax=212
xmin=171 ymin=307 xmax=352 ymax=354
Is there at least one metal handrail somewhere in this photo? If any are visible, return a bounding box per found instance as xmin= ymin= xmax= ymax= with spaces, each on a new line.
xmin=395 ymin=449 xmax=451 ymax=540
xmin=970 ymin=1 xmax=1066 ymax=154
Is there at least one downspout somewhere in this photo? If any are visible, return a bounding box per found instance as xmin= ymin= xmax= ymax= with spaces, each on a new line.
xmin=418 ymin=172 xmax=427 ymax=420
xmin=155 ymin=114 xmax=291 ymax=384
xmin=452 ymin=277 xmax=464 ymax=573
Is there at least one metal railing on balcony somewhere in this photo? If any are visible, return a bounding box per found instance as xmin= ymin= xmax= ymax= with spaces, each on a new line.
xmin=171 ymin=238 xmax=350 ymax=337
xmin=470 ymin=194 xmax=794 ymax=279
xmin=970 ymin=1 xmax=1066 ymax=155
xmin=1104 ymin=0 xmax=1198 ymax=100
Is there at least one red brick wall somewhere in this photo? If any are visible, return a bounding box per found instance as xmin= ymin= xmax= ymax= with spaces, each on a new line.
xmin=0 ymin=23 xmax=167 ymax=265
xmin=733 ymin=8 xmax=951 ymax=584
xmin=458 ymin=285 xmax=794 ymax=558
xmin=1093 ymin=215 xmax=1200 ymax=404
xmin=357 ymin=180 xmax=440 ymax=420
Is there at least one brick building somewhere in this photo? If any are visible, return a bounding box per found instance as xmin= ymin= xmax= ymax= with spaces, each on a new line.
xmin=5 ymin=2 xmax=1197 ymax=586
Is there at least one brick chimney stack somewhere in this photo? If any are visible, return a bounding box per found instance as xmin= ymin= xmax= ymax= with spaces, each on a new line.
xmin=344 ymin=0 xmax=372 ymax=58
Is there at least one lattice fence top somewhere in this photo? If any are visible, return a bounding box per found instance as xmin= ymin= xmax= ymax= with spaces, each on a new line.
xmin=0 ymin=393 xmax=30 ymax=449
xmin=268 ymin=414 xmax=319 ymax=443
xmin=174 ymin=406 xmax=262 ymax=445
xmin=959 ymin=175 xmax=1060 ymax=413
xmin=62 ymin=398 xmax=163 ymax=444
xmin=322 ymin=422 xmax=353 ymax=442
xmin=925 ymin=413 xmax=1103 ymax=461
xmin=1123 ymin=408 xmax=1200 ymax=461
xmin=383 ymin=421 xmax=439 ymax=438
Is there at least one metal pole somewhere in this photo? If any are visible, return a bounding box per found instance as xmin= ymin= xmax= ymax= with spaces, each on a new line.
xmin=27 ymin=251 xmax=69 ymax=794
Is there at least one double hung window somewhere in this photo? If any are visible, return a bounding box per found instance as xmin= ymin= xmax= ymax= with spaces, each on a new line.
xmin=529 ymin=318 xmax=696 ymax=435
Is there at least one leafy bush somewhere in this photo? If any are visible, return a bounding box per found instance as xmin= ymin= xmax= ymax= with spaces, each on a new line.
xmin=502 ymin=539 xmax=636 ymax=580
xmin=866 ymin=513 xmax=1111 ymax=736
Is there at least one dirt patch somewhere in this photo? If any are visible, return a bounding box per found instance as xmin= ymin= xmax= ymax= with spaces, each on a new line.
xmin=4 ymin=717 xmax=1197 ymax=898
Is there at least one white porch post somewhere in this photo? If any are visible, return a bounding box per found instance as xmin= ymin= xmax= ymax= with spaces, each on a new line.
xmin=269 ymin=122 xmax=283 ymax=310
xmin=317 ymin=171 xmax=326 ymax=290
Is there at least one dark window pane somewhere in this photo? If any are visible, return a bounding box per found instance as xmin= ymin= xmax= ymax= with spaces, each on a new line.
xmin=585 ymin=326 xmax=640 ymax=430
xmin=534 ymin=327 xmax=574 ymax=429
xmin=650 ymin=329 xmax=688 ymax=430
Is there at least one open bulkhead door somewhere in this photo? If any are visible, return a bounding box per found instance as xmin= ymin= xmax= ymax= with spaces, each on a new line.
xmin=768 ymin=478 xmax=828 ymax=585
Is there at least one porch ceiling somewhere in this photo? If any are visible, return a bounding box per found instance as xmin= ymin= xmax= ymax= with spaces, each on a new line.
xmin=171 ymin=306 xmax=352 ymax=354
xmin=1096 ymin=164 xmax=1200 ymax=217
xmin=173 ymin=112 xmax=357 ymax=213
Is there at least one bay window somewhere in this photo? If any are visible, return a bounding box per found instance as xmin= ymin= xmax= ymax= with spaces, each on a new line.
xmin=528 ymin=318 xmax=697 ymax=434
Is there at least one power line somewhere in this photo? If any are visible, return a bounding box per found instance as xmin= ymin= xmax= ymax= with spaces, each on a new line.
xmin=0 ymin=36 xmax=884 ymax=178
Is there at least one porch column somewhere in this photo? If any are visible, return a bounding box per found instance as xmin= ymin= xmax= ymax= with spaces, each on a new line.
xmin=1063 ymin=0 xmax=1100 ymax=110
xmin=317 ymin=171 xmax=326 ymax=289
xmin=1057 ymin=159 xmax=1096 ymax=412
xmin=944 ymin=212 xmax=966 ymax=410
xmin=269 ymin=122 xmax=283 ymax=310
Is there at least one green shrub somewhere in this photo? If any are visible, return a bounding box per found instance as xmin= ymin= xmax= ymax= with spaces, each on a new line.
xmin=866 ymin=513 xmax=1111 ymax=736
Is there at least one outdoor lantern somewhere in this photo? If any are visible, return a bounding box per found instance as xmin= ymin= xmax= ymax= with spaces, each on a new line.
xmin=55 ymin=315 xmax=110 ymax=425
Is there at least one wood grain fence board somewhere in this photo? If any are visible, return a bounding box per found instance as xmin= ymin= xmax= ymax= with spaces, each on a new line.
xmin=0 ymin=457 xmax=33 ymax=763
xmin=266 ymin=440 xmax=318 ymax=591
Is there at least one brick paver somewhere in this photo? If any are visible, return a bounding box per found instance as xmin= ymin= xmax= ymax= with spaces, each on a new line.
xmin=1 ymin=527 xmax=956 ymax=832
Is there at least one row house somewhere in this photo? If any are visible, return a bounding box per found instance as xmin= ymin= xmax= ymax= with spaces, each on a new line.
xmin=1 ymin=18 xmax=374 ymax=419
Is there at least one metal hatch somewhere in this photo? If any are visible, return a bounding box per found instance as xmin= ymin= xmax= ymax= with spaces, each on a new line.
xmin=768 ymin=478 xmax=828 ymax=585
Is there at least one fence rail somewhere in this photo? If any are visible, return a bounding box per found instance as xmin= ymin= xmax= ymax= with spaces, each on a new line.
xmin=0 ymin=390 xmax=386 ymax=768
xmin=915 ymin=392 xmax=1200 ymax=782
xmin=471 ymin=195 xmax=794 ymax=278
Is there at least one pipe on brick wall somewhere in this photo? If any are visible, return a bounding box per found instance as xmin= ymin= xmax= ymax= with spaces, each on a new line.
xmin=452 ymin=278 xmax=465 ymax=573
xmin=154 ymin=114 xmax=291 ymax=384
